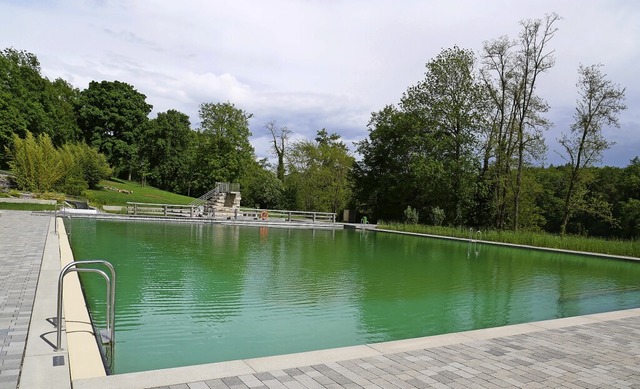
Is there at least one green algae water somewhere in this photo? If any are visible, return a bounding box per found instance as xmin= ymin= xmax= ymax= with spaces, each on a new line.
xmin=65 ymin=219 xmax=640 ymax=374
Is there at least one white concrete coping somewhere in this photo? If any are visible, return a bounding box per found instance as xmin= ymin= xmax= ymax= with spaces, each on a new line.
xmin=58 ymin=219 xmax=106 ymax=380
xmin=0 ymin=197 xmax=57 ymax=204
xmin=60 ymin=208 xmax=98 ymax=215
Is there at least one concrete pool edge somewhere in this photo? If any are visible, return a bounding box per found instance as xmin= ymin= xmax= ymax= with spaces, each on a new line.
xmin=56 ymin=218 xmax=107 ymax=380
xmin=70 ymin=307 xmax=640 ymax=389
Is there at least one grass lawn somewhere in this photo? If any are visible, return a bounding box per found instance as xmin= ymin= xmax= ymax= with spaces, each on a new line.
xmin=84 ymin=179 xmax=195 ymax=206
xmin=0 ymin=203 xmax=57 ymax=211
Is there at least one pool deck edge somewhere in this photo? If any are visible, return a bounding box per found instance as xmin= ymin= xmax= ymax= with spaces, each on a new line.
xmin=57 ymin=219 xmax=107 ymax=381
xmin=71 ymin=307 xmax=640 ymax=389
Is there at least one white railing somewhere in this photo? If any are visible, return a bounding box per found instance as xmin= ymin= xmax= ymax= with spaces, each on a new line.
xmin=126 ymin=202 xmax=337 ymax=223
xmin=127 ymin=202 xmax=201 ymax=217
xmin=236 ymin=208 xmax=336 ymax=223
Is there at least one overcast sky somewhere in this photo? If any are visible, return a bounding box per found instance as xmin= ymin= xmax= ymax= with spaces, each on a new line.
xmin=2 ymin=0 xmax=638 ymax=167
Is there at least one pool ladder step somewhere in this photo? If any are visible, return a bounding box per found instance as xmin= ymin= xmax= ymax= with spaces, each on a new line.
xmin=54 ymin=260 xmax=116 ymax=351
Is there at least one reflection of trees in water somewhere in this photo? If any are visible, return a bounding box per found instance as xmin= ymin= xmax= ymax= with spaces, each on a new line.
xmin=353 ymin=234 xmax=640 ymax=341
xmin=242 ymin=227 xmax=356 ymax=307
xmin=73 ymin=220 xmax=247 ymax=328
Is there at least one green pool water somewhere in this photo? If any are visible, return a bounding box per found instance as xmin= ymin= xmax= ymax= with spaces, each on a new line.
xmin=65 ymin=219 xmax=640 ymax=374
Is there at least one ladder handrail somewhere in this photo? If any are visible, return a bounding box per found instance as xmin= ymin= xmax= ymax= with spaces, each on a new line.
xmin=55 ymin=260 xmax=116 ymax=351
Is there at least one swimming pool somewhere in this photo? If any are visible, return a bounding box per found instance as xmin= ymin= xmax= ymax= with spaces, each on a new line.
xmin=65 ymin=219 xmax=640 ymax=374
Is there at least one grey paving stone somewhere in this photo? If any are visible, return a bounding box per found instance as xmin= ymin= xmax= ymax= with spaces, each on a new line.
xmin=204 ymin=378 xmax=230 ymax=389
xmin=0 ymin=211 xmax=49 ymax=389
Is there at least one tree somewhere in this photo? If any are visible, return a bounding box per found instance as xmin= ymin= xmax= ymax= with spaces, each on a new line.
xmin=400 ymin=46 xmax=486 ymax=225
xmin=265 ymin=120 xmax=291 ymax=182
xmin=57 ymin=143 xmax=112 ymax=194
xmin=0 ymin=48 xmax=81 ymax=168
xmin=43 ymin=78 xmax=81 ymax=145
xmin=190 ymin=102 xmax=255 ymax=196
xmin=76 ymin=80 xmax=152 ymax=179
xmin=239 ymin=159 xmax=284 ymax=209
xmin=352 ymin=105 xmax=418 ymax=222
xmin=139 ymin=109 xmax=193 ymax=193
xmin=558 ymin=64 xmax=626 ymax=235
xmin=286 ymin=129 xmax=354 ymax=214
xmin=480 ymin=13 xmax=559 ymax=230
xmin=353 ymin=47 xmax=487 ymax=225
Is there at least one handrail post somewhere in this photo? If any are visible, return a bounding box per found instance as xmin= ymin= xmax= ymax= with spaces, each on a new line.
xmin=54 ymin=204 xmax=58 ymax=235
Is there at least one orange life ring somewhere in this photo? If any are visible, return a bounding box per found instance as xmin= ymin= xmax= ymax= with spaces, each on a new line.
xmin=260 ymin=211 xmax=268 ymax=220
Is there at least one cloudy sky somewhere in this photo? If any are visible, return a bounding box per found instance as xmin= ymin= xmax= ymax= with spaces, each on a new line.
xmin=2 ymin=0 xmax=638 ymax=166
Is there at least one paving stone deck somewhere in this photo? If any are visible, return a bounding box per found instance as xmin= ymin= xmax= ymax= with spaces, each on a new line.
xmin=142 ymin=315 xmax=640 ymax=389
xmin=0 ymin=211 xmax=49 ymax=389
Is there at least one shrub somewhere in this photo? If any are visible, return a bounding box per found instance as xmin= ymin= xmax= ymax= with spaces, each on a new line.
xmin=431 ymin=206 xmax=446 ymax=226
xmin=8 ymin=131 xmax=112 ymax=195
xmin=403 ymin=205 xmax=419 ymax=224
xmin=9 ymin=132 xmax=64 ymax=192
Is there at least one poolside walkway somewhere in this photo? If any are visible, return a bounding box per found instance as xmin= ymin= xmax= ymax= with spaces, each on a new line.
xmin=2 ymin=210 xmax=640 ymax=388
xmin=0 ymin=211 xmax=50 ymax=389
xmin=107 ymin=310 xmax=640 ymax=389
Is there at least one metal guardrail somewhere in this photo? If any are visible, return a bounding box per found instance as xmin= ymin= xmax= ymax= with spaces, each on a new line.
xmin=237 ymin=208 xmax=337 ymax=223
xmin=127 ymin=202 xmax=199 ymax=217
xmin=126 ymin=202 xmax=337 ymax=223
xmin=55 ymin=260 xmax=116 ymax=351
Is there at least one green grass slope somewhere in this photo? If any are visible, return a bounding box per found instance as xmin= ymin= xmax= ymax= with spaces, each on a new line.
xmin=85 ymin=179 xmax=195 ymax=206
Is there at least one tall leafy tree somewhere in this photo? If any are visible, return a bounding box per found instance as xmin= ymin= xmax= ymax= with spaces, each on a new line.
xmin=139 ymin=109 xmax=193 ymax=193
xmin=0 ymin=48 xmax=45 ymax=149
xmin=354 ymin=47 xmax=487 ymax=224
xmin=0 ymin=48 xmax=80 ymax=167
xmin=480 ymin=13 xmax=559 ymax=230
xmin=352 ymin=105 xmax=418 ymax=221
xmin=287 ymin=129 xmax=354 ymax=214
xmin=76 ymin=80 xmax=152 ymax=179
xmin=239 ymin=158 xmax=284 ymax=209
xmin=558 ymin=64 xmax=626 ymax=234
xmin=400 ymin=46 xmax=486 ymax=225
xmin=43 ymin=78 xmax=82 ymax=145
xmin=190 ymin=102 xmax=255 ymax=196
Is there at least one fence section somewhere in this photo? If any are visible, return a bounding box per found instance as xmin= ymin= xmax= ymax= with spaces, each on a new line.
xmin=125 ymin=202 xmax=336 ymax=223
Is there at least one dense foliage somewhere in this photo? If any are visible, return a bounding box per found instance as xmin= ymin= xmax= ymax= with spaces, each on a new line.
xmin=351 ymin=13 xmax=635 ymax=239
xmin=1 ymin=11 xmax=638 ymax=238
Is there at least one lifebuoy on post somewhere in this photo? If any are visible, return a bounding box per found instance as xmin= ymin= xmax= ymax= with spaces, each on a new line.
xmin=260 ymin=211 xmax=268 ymax=220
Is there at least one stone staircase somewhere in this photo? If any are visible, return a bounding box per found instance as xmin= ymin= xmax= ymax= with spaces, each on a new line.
xmin=190 ymin=183 xmax=241 ymax=216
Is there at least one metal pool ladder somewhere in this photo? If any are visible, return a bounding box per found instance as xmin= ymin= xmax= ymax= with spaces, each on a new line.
xmin=55 ymin=260 xmax=116 ymax=351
